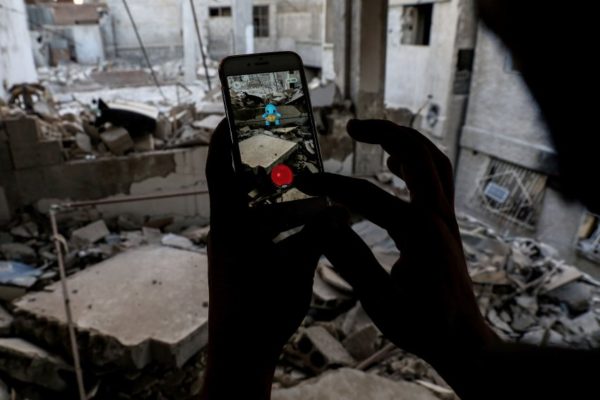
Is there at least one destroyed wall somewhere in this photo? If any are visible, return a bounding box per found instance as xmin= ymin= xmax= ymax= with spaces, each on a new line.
xmin=105 ymin=0 xmax=184 ymax=63
xmin=0 ymin=0 xmax=38 ymax=99
xmin=454 ymin=27 xmax=597 ymax=276
xmin=200 ymin=0 xmax=325 ymax=68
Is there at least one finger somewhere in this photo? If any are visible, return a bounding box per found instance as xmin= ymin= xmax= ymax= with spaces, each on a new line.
xmin=296 ymin=173 xmax=409 ymax=231
xmin=206 ymin=119 xmax=246 ymax=225
xmin=347 ymin=119 xmax=454 ymax=212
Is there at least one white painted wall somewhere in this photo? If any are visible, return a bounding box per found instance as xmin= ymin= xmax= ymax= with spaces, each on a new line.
xmin=105 ymin=0 xmax=183 ymax=60
xmin=0 ymin=0 xmax=37 ymax=98
xmin=385 ymin=0 xmax=459 ymax=137
xmin=462 ymin=27 xmax=551 ymax=147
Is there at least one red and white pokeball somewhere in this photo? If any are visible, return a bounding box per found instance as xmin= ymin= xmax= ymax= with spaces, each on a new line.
xmin=271 ymin=164 xmax=294 ymax=187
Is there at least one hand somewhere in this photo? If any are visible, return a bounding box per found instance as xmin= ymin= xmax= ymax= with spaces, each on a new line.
xmin=296 ymin=120 xmax=498 ymax=376
xmin=201 ymin=120 xmax=342 ymax=399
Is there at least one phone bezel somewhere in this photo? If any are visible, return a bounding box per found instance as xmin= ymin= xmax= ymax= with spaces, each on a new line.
xmin=219 ymin=51 xmax=326 ymax=208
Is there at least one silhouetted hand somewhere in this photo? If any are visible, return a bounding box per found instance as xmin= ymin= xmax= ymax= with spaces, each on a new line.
xmin=297 ymin=119 xmax=498 ymax=380
xmin=201 ymin=120 xmax=341 ymax=399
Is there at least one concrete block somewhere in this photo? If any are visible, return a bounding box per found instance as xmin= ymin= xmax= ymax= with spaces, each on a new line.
xmin=0 ymin=338 xmax=72 ymax=391
xmin=9 ymin=141 xmax=63 ymax=170
xmin=13 ymin=246 xmax=209 ymax=369
xmin=101 ymin=127 xmax=134 ymax=155
xmin=4 ymin=117 xmax=40 ymax=146
xmin=71 ymin=220 xmax=110 ymax=246
xmin=292 ymin=326 xmax=354 ymax=373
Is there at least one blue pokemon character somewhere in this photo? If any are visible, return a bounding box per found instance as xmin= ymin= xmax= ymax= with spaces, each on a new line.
xmin=262 ymin=103 xmax=282 ymax=126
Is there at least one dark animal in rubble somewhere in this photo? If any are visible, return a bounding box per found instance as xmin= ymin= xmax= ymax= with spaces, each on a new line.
xmin=94 ymin=99 xmax=157 ymax=137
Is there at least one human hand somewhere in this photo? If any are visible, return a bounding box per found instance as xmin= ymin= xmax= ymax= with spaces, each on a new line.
xmin=201 ymin=120 xmax=342 ymax=399
xmin=296 ymin=120 xmax=498 ymax=374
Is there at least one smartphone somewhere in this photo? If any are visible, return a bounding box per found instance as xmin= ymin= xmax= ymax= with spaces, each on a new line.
xmin=219 ymin=51 xmax=326 ymax=212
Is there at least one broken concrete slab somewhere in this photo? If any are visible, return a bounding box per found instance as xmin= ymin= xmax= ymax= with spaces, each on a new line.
xmin=71 ymin=220 xmax=110 ymax=246
xmin=272 ymin=368 xmax=439 ymax=400
xmin=0 ymin=338 xmax=72 ymax=391
xmin=239 ymin=134 xmax=298 ymax=170
xmin=12 ymin=245 xmax=209 ymax=369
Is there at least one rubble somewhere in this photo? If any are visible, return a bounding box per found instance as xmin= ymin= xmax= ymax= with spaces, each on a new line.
xmin=272 ymin=368 xmax=439 ymax=400
xmin=0 ymin=338 xmax=73 ymax=392
xmin=288 ymin=326 xmax=355 ymax=374
xmin=100 ymin=126 xmax=135 ymax=155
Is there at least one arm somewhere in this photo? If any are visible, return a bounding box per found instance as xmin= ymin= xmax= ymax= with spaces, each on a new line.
xmin=200 ymin=120 xmax=344 ymax=399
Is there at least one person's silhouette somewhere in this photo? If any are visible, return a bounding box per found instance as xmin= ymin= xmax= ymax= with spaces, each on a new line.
xmin=201 ymin=1 xmax=599 ymax=399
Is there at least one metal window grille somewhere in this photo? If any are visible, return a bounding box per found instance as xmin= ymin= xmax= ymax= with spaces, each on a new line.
xmin=476 ymin=158 xmax=547 ymax=229
xmin=209 ymin=6 xmax=231 ymax=17
xmin=253 ymin=5 xmax=269 ymax=38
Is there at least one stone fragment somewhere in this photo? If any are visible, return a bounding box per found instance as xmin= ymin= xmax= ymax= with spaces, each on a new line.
xmin=75 ymin=132 xmax=93 ymax=152
xmin=9 ymin=222 xmax=39 ymax=239
xmin=71 ymin=220 xmax=110 ymax=246
xmin=192 ymin=114 xmax=223 ymax=131
xmin=181 ymin=225 xmax=210 ymax=244
xmin=161 ymin=233 xmax=197 ymax=251
xmin=0 ymin=338 xmax=72 ymax=391
xmin=100 ymin=127 xmax=134 ymax=155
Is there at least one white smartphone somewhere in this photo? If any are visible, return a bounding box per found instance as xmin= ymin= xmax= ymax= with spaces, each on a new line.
xmin=219 ymin=51 xmax=326 ymax=211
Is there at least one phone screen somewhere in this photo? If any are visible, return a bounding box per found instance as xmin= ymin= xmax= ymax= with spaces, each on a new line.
xmin=226 ymin=70 xmax=322 ymax=207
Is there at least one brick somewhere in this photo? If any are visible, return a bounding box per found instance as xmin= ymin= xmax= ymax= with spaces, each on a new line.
xmin=9 ymin=141 xmax=63 ymax=170
xmin=71 ymin=220 xmax=110 ymax=246
xmin=291 ymin=326 xmax=355 ymax=373
xmin=101 ymin=127 xmax=134 ymax=155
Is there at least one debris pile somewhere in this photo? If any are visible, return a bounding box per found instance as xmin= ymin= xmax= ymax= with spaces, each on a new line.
xmin=459 ymin=214 xmax=600 ymax=349
xmin=273 ymin=215 xmax=600 ymax=399
xmin=1 ymin=82 xmax=224 ymax=166
xmin=0 ymin=211 xmax=210 ymax=399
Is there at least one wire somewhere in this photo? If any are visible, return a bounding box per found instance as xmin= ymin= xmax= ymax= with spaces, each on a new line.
xmin=189 ymin=0 xmax=213 ymax=90
xmin=121 ymin=0 xmax=168 ymax=101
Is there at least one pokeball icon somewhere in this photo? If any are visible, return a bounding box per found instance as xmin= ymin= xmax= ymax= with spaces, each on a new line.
xmin=271 ymin=164 xmax=294 ymax=187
